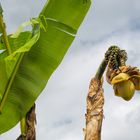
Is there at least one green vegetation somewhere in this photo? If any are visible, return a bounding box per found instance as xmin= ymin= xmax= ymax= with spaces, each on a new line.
xmin=0 ymin=0 xmax=91 ymax=136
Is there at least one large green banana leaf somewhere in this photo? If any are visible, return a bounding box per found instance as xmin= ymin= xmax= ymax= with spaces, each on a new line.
xmin=0 ymin=0 xmax=91 ymax=134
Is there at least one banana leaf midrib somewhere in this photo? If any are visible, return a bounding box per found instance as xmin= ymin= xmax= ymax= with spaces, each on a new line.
xmin=0 ymin=53 xmax=24 ymax=112
xmin=0 ymin=29 xmax=40 ymax=112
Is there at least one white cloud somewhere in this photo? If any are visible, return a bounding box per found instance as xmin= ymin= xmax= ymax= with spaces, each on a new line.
xmin=1 ymin=0 xmax=46 ymax=33
xmin=79 ymin=0 xmax=140 ymax=41
xmin=34 ymin=29 xmax=140 ymax=140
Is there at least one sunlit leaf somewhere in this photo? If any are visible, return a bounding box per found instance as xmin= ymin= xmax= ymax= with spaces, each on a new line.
xmin=0 ymin=0 xmax=91 ymax=133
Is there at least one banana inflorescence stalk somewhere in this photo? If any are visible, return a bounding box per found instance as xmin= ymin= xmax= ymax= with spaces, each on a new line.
xmin=84 ymin=46 xmax=127 ymax=140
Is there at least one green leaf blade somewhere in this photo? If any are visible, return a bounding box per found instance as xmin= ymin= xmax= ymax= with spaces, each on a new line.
xmin=0 ymin=0 xmax=91 ymax=134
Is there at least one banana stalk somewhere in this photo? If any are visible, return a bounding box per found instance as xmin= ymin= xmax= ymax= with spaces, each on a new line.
xmin=84 ymin=46 xmax=121 ymax=140
xmin=84 ymin=77 xmax=104 ymax=140
xmin=17 ymin=104 xmax=36 ymax=140
xmin=84 ymin=56 xmax=107 ymax=140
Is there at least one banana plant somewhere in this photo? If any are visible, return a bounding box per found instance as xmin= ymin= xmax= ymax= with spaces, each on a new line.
xmin=0 ymin=0 xmax=91 ymax=135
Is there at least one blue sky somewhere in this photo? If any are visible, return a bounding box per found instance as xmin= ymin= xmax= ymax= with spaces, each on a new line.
xmin=1 ymin=0 xmax=140 ymax=140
